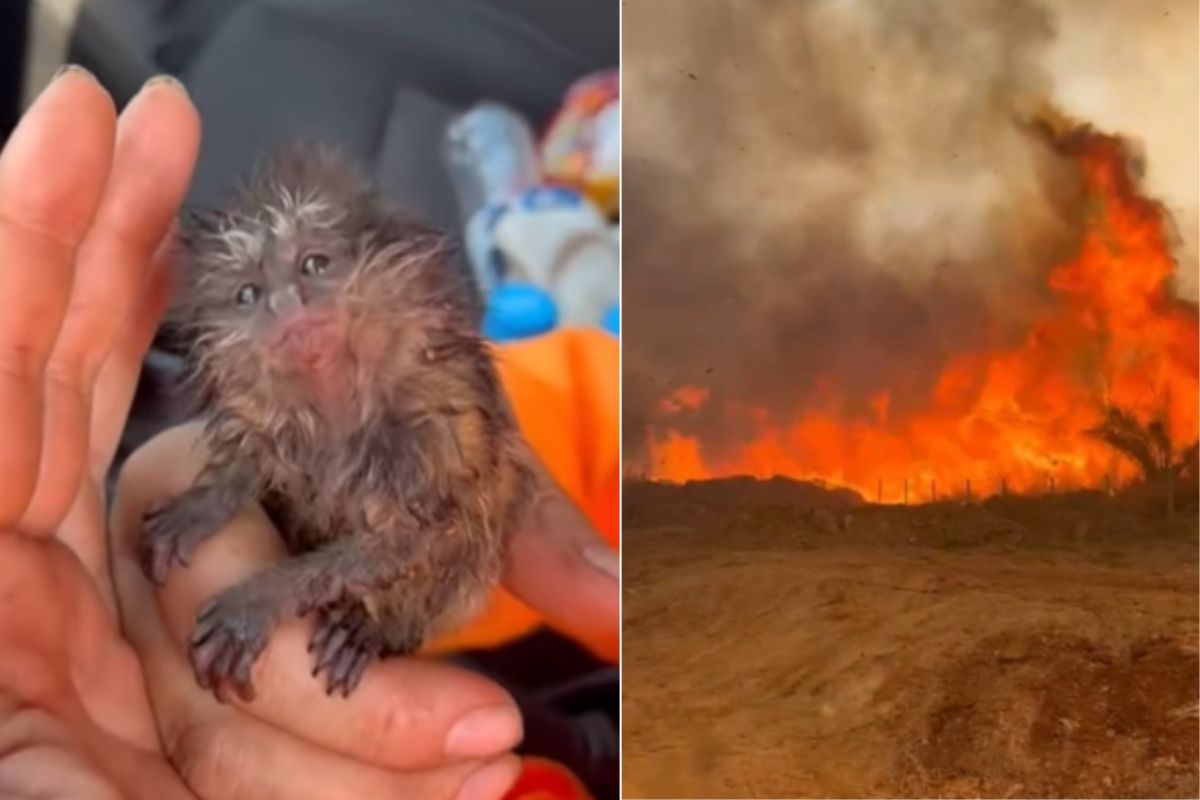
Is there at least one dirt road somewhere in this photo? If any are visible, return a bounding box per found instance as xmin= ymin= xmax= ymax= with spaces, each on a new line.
xmin=623 ymin=497 xmax=1198 ymax=798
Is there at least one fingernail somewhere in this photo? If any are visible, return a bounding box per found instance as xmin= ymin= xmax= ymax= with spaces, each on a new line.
xmin=52 ymin=64 xmax=96 ymax=84
xmin=444 ymin=704 xmax=522 ymax=758
xmin=582 ymin=542 xmax=619 ymax=581
xmin=142 ymin=74 xmax=188 ymax=97
xmin=456 ymin=757 xmax=521 ymax=800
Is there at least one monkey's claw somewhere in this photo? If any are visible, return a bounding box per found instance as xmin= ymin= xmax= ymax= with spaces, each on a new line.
xmin=189 ymin=590 xmax=277 ymax=702
xmin=140 ymin=498 xmax=218 ymax=583
xmin=308 ymin=602 xmax=384 ymax=698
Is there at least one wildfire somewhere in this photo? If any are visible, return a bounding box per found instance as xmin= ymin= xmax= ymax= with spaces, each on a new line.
xmin=658 ymin=385 xmax=711 ymax=415
xmin=645 ymin=125 xmax=1200 ymax=502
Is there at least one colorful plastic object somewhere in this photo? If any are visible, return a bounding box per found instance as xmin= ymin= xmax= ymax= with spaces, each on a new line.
xmin=505 ymin=757 xmax=594 ymax=800
xmin=600 ymin=304 xmax=618 ymax=337
xmin=492 ymin=187 xmax=618 ymax=328
xmin=541 ymin=70 xmax=619 ymax=217
xmin=482 ymin=283 xmax=559 ymax=342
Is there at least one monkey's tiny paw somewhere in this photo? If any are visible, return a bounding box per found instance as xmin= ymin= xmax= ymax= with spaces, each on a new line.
xmin=189 ymin=590 xmax=277 ymax=702
xmin=308 ymin=602 xmax=385 ymax=698
xmin=140 ymin=497 xmax=219 ymax=583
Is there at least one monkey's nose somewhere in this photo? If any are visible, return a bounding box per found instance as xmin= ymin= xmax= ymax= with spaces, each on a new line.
xmin=268 ymin=284 xmax=305 ymax=315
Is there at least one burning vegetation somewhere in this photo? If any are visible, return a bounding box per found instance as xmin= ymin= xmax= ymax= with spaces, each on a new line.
xmin=643 ymin=123 xmax=1199 ymax=505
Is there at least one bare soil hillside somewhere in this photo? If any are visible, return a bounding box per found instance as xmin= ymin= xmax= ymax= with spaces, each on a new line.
xmin=623 ymin=480 xmax=1199 ymax=798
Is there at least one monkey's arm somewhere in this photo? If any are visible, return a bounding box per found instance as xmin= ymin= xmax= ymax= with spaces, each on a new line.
xmin=186 ymin=517 xmax=445 ymax=700
xmin=139 ymin=457 xmax=257 ymax=583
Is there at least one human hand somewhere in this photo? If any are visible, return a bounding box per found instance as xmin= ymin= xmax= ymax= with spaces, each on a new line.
xmin=0 ymin=66 xmax=200 ymax=799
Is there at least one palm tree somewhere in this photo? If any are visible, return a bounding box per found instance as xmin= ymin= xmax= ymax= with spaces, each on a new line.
xmin=1088 ymin=406 xmax=1198 ymax=514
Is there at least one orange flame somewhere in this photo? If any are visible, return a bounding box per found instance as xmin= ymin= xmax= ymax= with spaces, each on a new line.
xmin=646 ymin=127 xmax=1199 ymax=502
xmin=658 ymin=385 xmax=711 ymax=415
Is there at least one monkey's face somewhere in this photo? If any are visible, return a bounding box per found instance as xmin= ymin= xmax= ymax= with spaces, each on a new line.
xmin=175 ymin=146 xmax=472 ymax=408
xmin=180 ymin=197 xmax=362 ymax=383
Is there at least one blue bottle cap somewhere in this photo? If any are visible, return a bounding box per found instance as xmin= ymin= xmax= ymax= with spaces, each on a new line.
xmin=601 ymin=304 xmax=619 ymax=337
xmin=482 ymin=283 xmax=558 ymax=342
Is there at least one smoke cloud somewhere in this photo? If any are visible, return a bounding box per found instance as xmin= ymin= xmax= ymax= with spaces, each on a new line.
xmin=622 ymin=0 xmax=1198 ymax=464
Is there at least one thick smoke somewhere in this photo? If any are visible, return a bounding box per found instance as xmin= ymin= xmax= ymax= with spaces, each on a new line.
xmin=1043 ymin=0 xmax=1199 ymax=293
xmin=623 ymin=0 xmax=1198 ymax=465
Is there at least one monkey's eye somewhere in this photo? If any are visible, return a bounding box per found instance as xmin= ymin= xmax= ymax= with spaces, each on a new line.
xmin=300 ymin=253 xmax=330 ymax=276
xmin=235 ymin=283 xmax=261 ymax=306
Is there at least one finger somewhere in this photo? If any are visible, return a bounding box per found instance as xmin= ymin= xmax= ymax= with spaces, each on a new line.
xmin=501 ymin=467 xmax=619 ymax=662
xmin=110 ymin=425 xmax=524 ymax=772
xmin=55 ymin=239 xmax=173 ymax=611
xmin=88 ymin=232 xmax=175 ymax=480
xmin=0 ymin=67 xmax=116 ymax=528
xmin=22 ymin=76 xmax=199 ymax=534
xmin=162 ymin=717 xmax=520 ymax=800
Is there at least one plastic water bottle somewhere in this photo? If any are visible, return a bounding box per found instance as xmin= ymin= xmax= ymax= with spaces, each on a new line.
xmin=443 ymin=103 xmax=541 ymax=292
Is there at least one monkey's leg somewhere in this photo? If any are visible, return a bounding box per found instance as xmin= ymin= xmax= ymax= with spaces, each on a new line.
xmin=308 ymin=599 xmax=386 ymax=697
xmin=188 ymin=535 xmax=413 ymax=702
xmin=140 ymin=460 xmax=254 ymax=584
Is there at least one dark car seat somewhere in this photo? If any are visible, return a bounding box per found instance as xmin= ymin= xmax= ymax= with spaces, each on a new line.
xmin=8 ymin=0 xmax=615 ymax=244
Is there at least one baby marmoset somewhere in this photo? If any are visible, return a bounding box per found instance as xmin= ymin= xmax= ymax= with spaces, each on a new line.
xmin=140 ymin=145 xmax=535 ymax=700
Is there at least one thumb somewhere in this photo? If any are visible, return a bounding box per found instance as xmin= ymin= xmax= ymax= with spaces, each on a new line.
xmin=501 ymin=476 xmax=619 ymax=663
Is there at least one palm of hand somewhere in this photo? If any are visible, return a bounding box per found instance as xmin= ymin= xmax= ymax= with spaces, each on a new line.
xmin=0 ymin=526 xmax=190 ymax=799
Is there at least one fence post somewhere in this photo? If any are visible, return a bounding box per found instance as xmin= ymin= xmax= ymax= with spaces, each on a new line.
xmin=1167 ymin=469 xmax=1175 ymax=518
xmin=965 ymin=479 xmax=971 ymax=503
xmin=877 ymin=478 xmax=882 ymax=504
xmin=903 ymin=478 xmax=908 ymax=506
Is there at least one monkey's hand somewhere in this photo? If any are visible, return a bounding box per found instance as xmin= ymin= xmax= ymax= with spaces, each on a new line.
xmin=309 ymin=599 xmax=387 ymax=697
xmin=185 ymin=525 xmax=437 ymax=702
xmin=141 ymin=479 xmax=246 ymax=583
xmin=189 ymin=577 xmax=281 ymax=702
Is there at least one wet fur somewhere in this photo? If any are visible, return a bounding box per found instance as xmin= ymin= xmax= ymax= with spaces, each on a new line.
xmin=144 ymin=145 xmax=534 ymax=697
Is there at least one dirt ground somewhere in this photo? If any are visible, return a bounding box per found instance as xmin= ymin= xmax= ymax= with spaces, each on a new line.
xmin=622 ymin=482 xmax=1199 ymax=798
